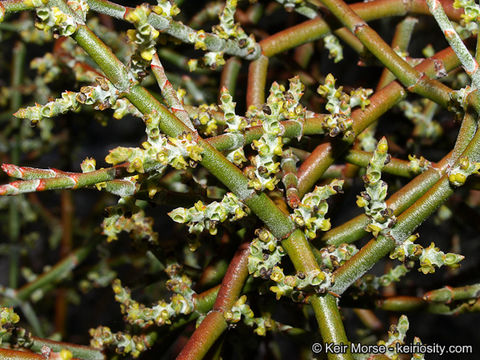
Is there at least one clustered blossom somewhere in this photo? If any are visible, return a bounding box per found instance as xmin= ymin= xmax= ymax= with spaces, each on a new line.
xmin=153 ymin=0 xmax=181 ymax=19
xmin=111 ymin=264 xmax=195 ymax=329
xmin=219 ymin=87 xmax=248 ymax=165
xmin=355 ymin=264 xmax=409 ymax=294
xmin=316 ymin=244 xmax=358 ymax=271
xmin=224 ymin=295 xmax=274 ymax=336
xmin=106 ymin=110 xmax=203 ymax=174
xmin=390 ymin=234 xmax=464 ymax=274
xmin=102 ymin=208 xmax=157 ymax=243
xmin=247 ymin=77 xmax=308 ymax=191
xmin=378 ymin=315 xmax=425 ymax=360
xmin=125 ymin=4 xmax=160 ymax=74
xmin=398 ymin=100 xmax=442 ymax=140
xmin=206 ymin=0 xmax=256 ymax=68
xmin=248 ymin=228 xmax=285 ymax=278
xmin=408 ymin=154 xmax=431 ymax=174
xmin=14 ymin=77 xmax=139 ymax=125
xmin=317 ymin=74 xmax=373 ymax=137
xmin=30 ymin=53 xmax=61 ymax=84
xmin=281 ymin=148 xmax=300 ymax=208
xmin=291 ymin=179 xmax=343 ymax=239
xmin=357 ymin=127 xmax=378 ymax=152
xmin=35 ymin=0 xmax=88 ymax=37
xmin=453 ymin=0 xmax=480 ymax=24
xmin=323 ymin=34 xmax=343 ymax=63
xmin=448 ymin=156 xmax=480 ymax=186
xmin=168 ymin=192 xmax=249 ymax=235
xmin=191 ymin=103 xmax=220 ymax=135
xmin=269 ymin=266 xmax=334 ymax=300
xmin=89 ymin=326 xmax=152 ymax=358
xmin=356 ymin=138 xmax=397 ymax=237
xmin=0 ymin=307 xmax=20 ymax=341
xmin=0 ymin=307 xmax=33 ymax=348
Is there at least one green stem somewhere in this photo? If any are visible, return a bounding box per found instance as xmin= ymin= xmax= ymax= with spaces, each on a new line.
xmin=67 ymin=4 xmax=350 ymax=349
xmin=0 ymin=333 xmax=105 ymax=360
xmin=86 ymin=0 xmax=261 ymax=60
xmin=310 ymin=295 xmax=353 ymax=360
xmin=2 ymin=242 xmax=95 ymax=307
xmin=297 ymin=45 xmax=461 ymax=198
xmin=319 ymin=0 xmax=454 ymax=108
xmin=0 ymin=348 xmax=44 ymax=360
xmin=246 ymin=55 xmax=268 ymax=108
xmin=219 ymin=57 xmax=241 ymax=100
xmin=0 ymin=164 xmax=131 ymax=195
xmin=377 ymin=16 xmax=418 ymax=90
xmin=331 ymin=112 xmax=480 ymax=295
xmin=177 ymin=243 xmax=250 ymax=360
xmin=282 ymin=229 xmax=352 ymax=360
xmin=151 ymin=53 xmax=194 ymax=130
xmin=427 ymin=0 xmax=480 ymax=88
xmin=322 ymin=110 xmax=476 ymax=246
xmin=424 ymin=283 xmax=480 ymax=303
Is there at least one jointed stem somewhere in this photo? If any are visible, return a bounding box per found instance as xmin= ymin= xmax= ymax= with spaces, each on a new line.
xmin=322 ymin=108 xmax=476 ymax=246
xmin=58 ymin=3 xmax=352 ymax=354
xmin=177 ymin=243 xmax=250 ymax=360
xmin=297 ymin=45 xmax=461 ymax=197
xmin=331 ymin=112 xmax=480 ymax=295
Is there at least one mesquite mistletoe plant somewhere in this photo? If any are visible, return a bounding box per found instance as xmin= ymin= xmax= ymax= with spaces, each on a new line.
xmin=0 ymin=0 xmax=479 ymax=359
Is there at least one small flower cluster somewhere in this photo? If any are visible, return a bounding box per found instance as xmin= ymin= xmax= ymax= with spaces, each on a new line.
xmin=281 ymin=148 xmax=300 ymax=208
xmin=247 ymin=77 xmax=307 ymax=191
xmin=316 ymin=244 xmax=359 ymax=271
xmin=102 ymin=208 xmax=157 ymax=243
xmin=248 ymin=228 xmax=285 ymax=278
xmin=153 ymin=0 xmax=181 ymax=19
xmin=204 ymin=0 xmax=256 ymax=69
xmin=355 ymin=264 xmax=409 ymax=294
xmin=317 ymin=74 xmax=373 ymax=137
xmin=453 ymin=0 xmax=480 ymax=24
xmin=291 ymin=179 xmax=343 ymax=239
xmin=356 ymin=138 xmax=396 ymax=237
xmin=112 ymin=264 xmax=195 ymax=328
xmin=35 ymin=1 xmax=86 ymax=37
xmin=79 ymin=260 xmax=117 ymax=292
xmin=448 ymin=156 xmax=480 ymax=186
xmin=0 ymin=307 xmax=34 ymax=348
xmin=89 ymin=326 xmax=152 ymax=358
xmin=125 ymin=4 xmax=160 ymax=74
xmin=357 ymin=127 xmax=378 ymax=152
xmin=377 ymin=315 xmax=425 ymax=360
xmin=269 ymin=266 xmax=334 ymax=300
xmin=105 ymin=98 xmax=202 ymax=183
xmin=398 ymin=100 xmax=442 ymax=140
xmin=282 ymin=76 xmax=308 ymax=134
xmin=220 ymin=87 xmax=248 ymax=165
xmin=168 ymin=192 xmax=249 ymax=235
xmin=19 ymin=16 xmax=54 ymax=44
xmin=31 ymin=53 xmax=61 ymax=84
xmin=390 ymin=234 xmax=464 ymax=274
xmin=0 ymin=307 xmax=20 ymax=342
xmin=14 ymin=77 xmax=127 ymax=125
xmin=224 ymin=295 xmax=274 ymax=336
xmin=191 ymin=103 xmax=220 ymax=135
xmin=106 ymin=133 xmax=202 ymax=174
xmin=408 ymin=154 xmax=431 ymax=174
xmin=323 ymin=34 xmax=343 ymax=63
